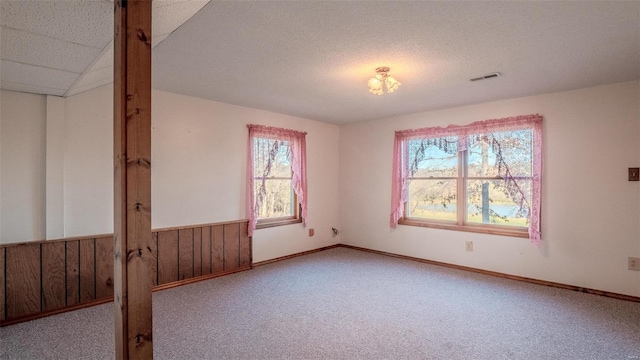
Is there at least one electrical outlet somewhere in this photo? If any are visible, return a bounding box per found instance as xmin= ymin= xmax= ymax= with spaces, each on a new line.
xmin=629 ymin=257 xmax=640 ymax=271
xmin=465 ymin=241 xmax=473 ymax=252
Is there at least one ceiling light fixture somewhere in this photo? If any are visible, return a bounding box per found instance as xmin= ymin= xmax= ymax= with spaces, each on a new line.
xmin=368 ymin=67 xmax=401 ymax=95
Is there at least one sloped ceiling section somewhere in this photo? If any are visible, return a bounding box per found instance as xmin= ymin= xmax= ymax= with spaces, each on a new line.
xmin=0 ymin=0 xmax=209 ymax=97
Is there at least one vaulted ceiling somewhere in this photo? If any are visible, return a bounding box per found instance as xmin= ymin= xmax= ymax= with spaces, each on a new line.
xmin=1 ymin=1 xmax=639 ymax=124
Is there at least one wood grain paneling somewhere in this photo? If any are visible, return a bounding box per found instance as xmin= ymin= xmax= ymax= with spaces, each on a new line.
xmin=1 ymin=247 xmax=5 ymax=321
xmin=157 ymin=230 xmax=178 ymax=284
xmin=66 ymin=240 xmax=80 ymax=306
xmin=0 ymin=220 xmax=252 ymax=325
xmin=151 ymin=232 xmax=158 ymax=286
xmin=212 ymin=225 xmax=224 ymax=273
xmin=114 ymin=0 xmax=154 ymax=356
xmin=178 ymin=229 xmax=194 ymax=280
xmin=201 ymin=226 xmax=211 ymax=275
xmin=240 ymin=222 xmax=251 ymax=268
xmin=79 ymin=239 xmax=95 ymax=303
xmin=193 ymin=227 xmax=202 ymax=277
xmin=95 ymin=236 xmax=114 ymax=299
xmin=224 ymin=223 xmax=240 ymax=271
xmin=5 ymin=245 xmax=40 ymax=318
xmin=41 ymin=242 xmax=66 ymax=311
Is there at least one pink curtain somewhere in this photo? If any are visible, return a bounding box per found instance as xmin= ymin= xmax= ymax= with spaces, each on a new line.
xmin=247 ymin=124 xmax=308 ymax=236
xmin=390 ymin=114 xmax=543 ymax=246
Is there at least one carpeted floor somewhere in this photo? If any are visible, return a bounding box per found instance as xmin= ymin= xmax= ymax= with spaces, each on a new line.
xmin=1 ymin=247 xmax=639 ymax=359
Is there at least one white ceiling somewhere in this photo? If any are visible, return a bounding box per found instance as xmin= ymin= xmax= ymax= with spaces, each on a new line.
xmin=0 ymin=0 xmax=209 ymax=97
xmin=1 ymin=1 xmax=639 ymax=124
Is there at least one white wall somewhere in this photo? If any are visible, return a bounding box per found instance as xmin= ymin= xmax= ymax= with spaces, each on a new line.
xmin=339 ymin=81 xmax=640 ymax=297
xmin=46 ymin=96 xmax=65 ymax=239
xmin=152 ymin=90 xmax=342 ymax=262
xmin=61 ymin=85 xmax=342 ymax=262
xmin=63 ymin=86 xmax=113 ymax=237
xmin=0 ymin=90 xmax=47 ymax=243
xmin=1 ymin=81 xmax=638 ymax=297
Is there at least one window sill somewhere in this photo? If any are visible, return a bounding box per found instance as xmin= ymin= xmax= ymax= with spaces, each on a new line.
xmin=398 ymin=218 xmax=529 ymax=238
xmin=256 ymin=217 xmax=302 ymax=230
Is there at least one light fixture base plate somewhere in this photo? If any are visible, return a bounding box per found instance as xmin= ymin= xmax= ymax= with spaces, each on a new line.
xmin=375 ymin=67 xmax=390 ymax=74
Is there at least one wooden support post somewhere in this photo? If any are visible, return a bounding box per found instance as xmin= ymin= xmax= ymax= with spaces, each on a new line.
xmin=114 ymin=0 xmax=153 ymax=358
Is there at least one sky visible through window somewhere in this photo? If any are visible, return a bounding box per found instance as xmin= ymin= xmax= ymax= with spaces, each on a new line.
xmin=407 ymin=130 xmax=533 ymax=226
xmin=254 ymin=138 xmax=295 ymax=219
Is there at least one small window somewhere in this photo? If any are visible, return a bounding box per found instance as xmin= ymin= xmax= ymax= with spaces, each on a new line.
xmin=391 ymin=115 xmax=542 ymax=244
xmin=247 ymin=125 xmax=308 ymax=235
xmin=253 ymin=137 xmax=300 ymax=226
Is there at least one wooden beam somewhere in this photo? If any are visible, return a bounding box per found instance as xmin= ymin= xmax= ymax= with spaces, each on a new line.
xmin=114 ymin=0 xmax=153 ymax=358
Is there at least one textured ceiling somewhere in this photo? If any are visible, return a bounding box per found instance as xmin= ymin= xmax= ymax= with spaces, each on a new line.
xmin=0 ymin=0 xmax=209 ymax=97
xmin=153 ymin=1 xmax=640 ymax=124
xmin=1 ymin=1 xmax=639 ymax=124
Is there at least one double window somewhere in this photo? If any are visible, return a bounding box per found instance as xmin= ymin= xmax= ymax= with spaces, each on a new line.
xmin=247 ymin=125 xmax=307 ymax=235
xmin=391 ymin=115 xmax=542 ymax=244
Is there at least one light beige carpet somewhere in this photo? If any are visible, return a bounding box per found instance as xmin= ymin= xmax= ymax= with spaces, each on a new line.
xmin=2 ymin=247 xmax=639 ymax=359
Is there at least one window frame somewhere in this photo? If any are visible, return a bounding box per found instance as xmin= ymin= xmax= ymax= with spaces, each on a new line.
xmin=400 ymin=148 xmax=530 ymax=238
xmin=256 ymin=203 xmax=303 ymax=229
xmin=395 ymin=118 xmax=541 ymax=240
xmin=247 ymin=125 xmax=308 ymax=235
xmin=255 ymin=170 xmax=302 ymax=229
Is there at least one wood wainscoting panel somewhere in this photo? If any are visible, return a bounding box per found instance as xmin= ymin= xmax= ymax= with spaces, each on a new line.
xmin=41 ymin=242 xmax=66 ymax=311
xmin=79 ymin=239 xmax=96 ymax=303
xmin=239 ymin=222 xmax=251 ymax=268
xmin=95 ymin=236 xmax=114 ymax=299
xmin=65 ymin=240 xmax=80 ymax=306
xmin=201 ymin=226 xmax=212 ymax=275
xmin=0 ymin=247 xmax=5 ymax=321
xmin=223 ymin=223 xmax=240 ymax=271
xmin=178 ymin=229 xmax=194 ymax=281
xmin=193 ymin=227 xmax=202 ymax=277
xmin=212 ymin=225 xmax=224 ymax=273
xmin=5 ymin=244 xmax=41 ymax=318
xmin=157 ymin=230 xmax=178 ymax=285
xmin=0 ymin=220 xmax=252 ymax=326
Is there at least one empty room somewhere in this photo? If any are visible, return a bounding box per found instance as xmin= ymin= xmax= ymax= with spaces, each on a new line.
xmin=1 ymin=1 xmax=639 ymax=359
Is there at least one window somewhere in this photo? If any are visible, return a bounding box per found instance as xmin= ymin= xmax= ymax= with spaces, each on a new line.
xmin=391 ymin=115 xmax=542 ymax=245
xmin=253 ymin=137 xmax=298 ymax=222
xmin=247 ymin=124 xmax=307 ymax=235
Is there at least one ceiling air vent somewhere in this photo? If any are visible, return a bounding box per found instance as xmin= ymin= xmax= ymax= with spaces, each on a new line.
xmin=470 ymin=72 xmax=501 ymax=82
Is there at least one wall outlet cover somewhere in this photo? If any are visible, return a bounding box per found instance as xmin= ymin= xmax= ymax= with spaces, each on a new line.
xmin=629 ymin=168 xmax=639 ymax=181
xmin=629 ymin=257 xmax=640 ymax=271
xmin=465 ymin=241 xmax=473 ymax=252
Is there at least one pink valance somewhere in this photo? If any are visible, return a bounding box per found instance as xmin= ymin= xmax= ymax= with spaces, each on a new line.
xmin=247 ymin=124 xmax=308 ymax=236
xmin=390 ymin=114 xmax=543 ymax=245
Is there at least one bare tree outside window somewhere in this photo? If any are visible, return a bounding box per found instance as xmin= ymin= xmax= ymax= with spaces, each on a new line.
xmin=406 ymin=129 xmax=534 ymax=227
xmin=253 ymin=138 xmax=296 ymax=220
